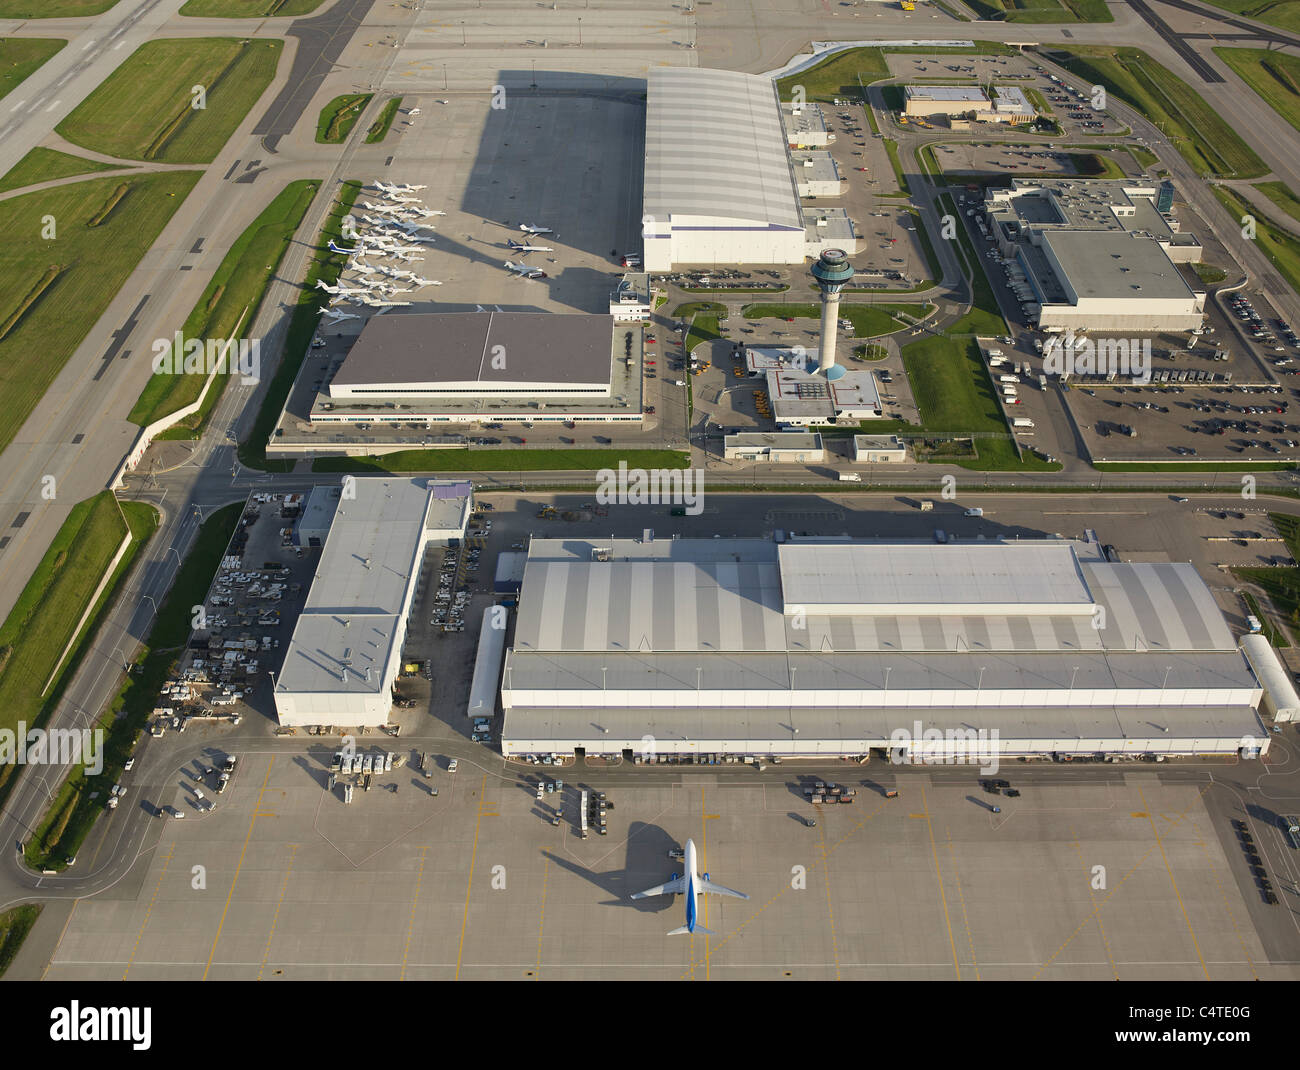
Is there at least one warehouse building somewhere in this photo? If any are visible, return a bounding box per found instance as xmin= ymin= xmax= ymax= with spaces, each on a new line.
xmin=311 ymin=311 xmax=646 ymax=425
xmin=780 ymin=102 xmax=832 ymax=147
xmin=903 ymin=85 xmax=1036 ymax=124
xmin=983 ymin=179 xmax=1205 ymax=331
xmin=499 ymin=536 xmax=1271 ymax=760
xmin=643 ymin=68 xmax=807 ymax=271
xmin=852 ymin=434 xmax=907 ymax=463
xmin=273 ymin=478 xmax=472 ymax=727
xmin=723 ymin=431 xmax=825 ymax=463
xmin=791 ymin=151 xmax=845 ymax=197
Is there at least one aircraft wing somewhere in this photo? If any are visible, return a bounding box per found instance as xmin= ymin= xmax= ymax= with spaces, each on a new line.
xmin=698 ymin=878 xmax=748 ymax=900
xmin=630 ymin=874 xmax=686 ymax=899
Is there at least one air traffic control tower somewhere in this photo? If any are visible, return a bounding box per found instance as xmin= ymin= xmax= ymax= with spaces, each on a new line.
xmin=811 ymin=248 xmax=855 ymax=381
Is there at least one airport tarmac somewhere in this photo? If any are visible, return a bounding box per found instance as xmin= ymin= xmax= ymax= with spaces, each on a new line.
xmin=37 ymin=750 xmax=1296 ymax=980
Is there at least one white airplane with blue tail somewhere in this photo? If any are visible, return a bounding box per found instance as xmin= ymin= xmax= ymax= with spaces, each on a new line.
xmin=630 ymin=839 xmax=748 ymax=935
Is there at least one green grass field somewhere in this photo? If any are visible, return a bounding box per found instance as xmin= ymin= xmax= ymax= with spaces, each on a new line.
xmin=240 ymin=180 xmax=362 ymax=471
xmin=775 ymin=42 xmax=1015 ymax=101
xmin=939 ymin=193 xmax=1008 ymax=336
xmin=1192 ymin=262 xmax=1229 ymax=285
xmin=741 ymin=302 xmax=930 ymax=337
xmin=1214 ymin=186 xmax=1300 ymax=299
xmin=0 ymin=904 xmax=41 ymax=979
xmin=0 ymin=39 xmax=65 ymax=102
xmin=965 ymin=0 xmax=1111 ymax=19
xmin=57 ymin=38 xmax=281 ymax=162
xmin=900 ymin=331 xmax=1052 ymax=470
xmin=883 ymin=138 xmax=910 ymax=195
xmin=314 ymin=449 xmax=690 ymax=474
xmin=1255 ymin=180 xmax=1300 ymax=227
xmin=1195 ymin=0 xmax=1300 ymax=34
xmin=317 ymin=93 xmax=373 ymax=144
xmin=365 ymin=96 xmax=403 ymax=144
xmin=128 ymin=180 xmax=319 ymax=433
xmin=1050 ymin=46 xmax=1266 ymax=178
xmin=0 ymin=147 xmax=122 ymax=196
xmin=0 ymin=170 xmax=201 ymax=453
xmin=23 ymin=503 xmax=238 ymax=873
xmin=0 ymin=494 xmax=157 ymax=805
xmin=0 ymin=0 xmax=114 ymax=14
xmin=179 ymin=0 xmax=326 ymax=13
xmin=1215 ymin=47 xmax=1300 ymax=135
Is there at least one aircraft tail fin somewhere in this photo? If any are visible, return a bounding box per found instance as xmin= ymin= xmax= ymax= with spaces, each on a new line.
xmin=667 ymin=924 xmax=712 ymax=936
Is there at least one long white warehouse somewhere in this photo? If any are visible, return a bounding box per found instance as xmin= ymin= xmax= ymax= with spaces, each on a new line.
xmin=500 ymin=536 xmax=1271 ymax=761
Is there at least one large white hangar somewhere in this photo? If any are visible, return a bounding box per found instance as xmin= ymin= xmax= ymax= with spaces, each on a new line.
xmin=643 ymin=67 xmax=806 ymax=272
xmin=498 ymin=536 xmax=1272 ymax=761
xmin=273 ymin=477 xmax=472 ymax=727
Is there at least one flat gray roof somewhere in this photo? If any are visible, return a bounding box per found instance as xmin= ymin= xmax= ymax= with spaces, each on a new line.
xmin=906 ymin=85 xmax=989 ymax=102
xmin=1044 ymin=230 xmax=1196 ymax=303
xmin=645 ymin=67 xmax=802 ymax=230
xmin=725 ymin=432 xmax=823 ymax=448
xmin=330 ymin=311 xmax=615 ymax=392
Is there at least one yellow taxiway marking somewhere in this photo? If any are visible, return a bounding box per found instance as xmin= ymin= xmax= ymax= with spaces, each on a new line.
xmin=1138 ymin=786 xmax=1210 ymax=980
xmin=921 ymin=786 xmax=962 ymax=980
xmin=400 ymin=847 xmax=430 ymax=981
xmin=258 ymin=843 xmax=299 ymax=981
xmin=455 ymin=774 xmax=490 ymax=980
xmin=535 ymin=853 xmax=551 ymax=979
xmin=123 ymin=842 xmax=174 ymax=980
xmin=203 ymin=756 xmax=275 ymax=981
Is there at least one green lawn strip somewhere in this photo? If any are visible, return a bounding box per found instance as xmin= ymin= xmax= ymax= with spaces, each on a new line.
xmin=317 ymin=93 xmax=374 ymax=144
xmin=0 ymin=905 xmax=42 ymax=979
xmin=883 ymin=137 xmax=910 ymax=195
xmin=1215 ymin=47 xmax=1300 ymax=136
xmin=128 ymin=179 xmax=320 ymax=434
xmin=1242 ymin=589 xmax=1289 ymax=647
xmin=0 ymin=496 xmax=158 ymax=809
xmin=1192 ymin=262 xmax=1228 ymax=285
xmin=22 ymin=503 xmax=239 ymax=872
xmin=0 ymin=0 xmax=116 ymax=12
xmin=907 ymin=206 xmax=943 ymax=284
xmin=0 ymin=147 xmax=123 ymax=195
xmin=741 ymin=301 xmax=930 ymax=337
xmin=57 ymin=38 xmax=280 ymax=163
xmin=365 ymin=96 xmax=403 ymax=143
xmin=1213 ymin=185 xmax=1300 ymax=299
xmin=1253 ymin=180 xmax=1300 ymax=228
xmin=313 ymin=449 xmax=690 ymax=474
xmin=239 ymin=179 xmax=362 ymax=471
xmin=0 ymin=171 xmax=201 ymax=453
xmin=1194 ymin=0 xmax=1300 ymax=34
xmin=938 ymin=192 xmax=1008 ymax=334
xmin=1048 ymin=46 xmax=1265 ymax=178
xmin=179 ymin=0 xmax=325 ymax=13
xmin=1270 ymin=512 xmax=1300 ymax=559
xmin=1236 ymin=567 xmax=1300 ymax=645
xmin=1126 ymin=144 xmax=1159 ymax=170
xmin=0 ymin=39 xmax=66 ymax=101
xmin=686 ymin=314 xmax=722 ymax=352
xmin=671 ymin=301 xmax=726 ymax=318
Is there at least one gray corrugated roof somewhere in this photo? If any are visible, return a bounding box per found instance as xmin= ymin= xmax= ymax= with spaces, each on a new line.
xmin=330 ymin=311 xmax=615 ymax=391
xmin=502 ymin=702 xmax=1265 ymax=747
xmin=644 ymin=67 xmax=802 ymax=229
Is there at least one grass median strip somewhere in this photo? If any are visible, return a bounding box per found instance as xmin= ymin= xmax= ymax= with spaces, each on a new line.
xmin=0 ymin=494 xmax=158 ymax=806
xmin=318 ymin=93 xmax=374 ymax=144
xmin=365 ymin=96 xmax=403 ymax=143
xmin=128 ymin=179 xmax=320 ymax=435
xmin=57 ymin=38 xmax=281 ymax=162
xmin=1213 ymin=185 xmax=1300 ymax=299
xmin=1049 ymin=46 xmax=1265 ymax=178
xmin=0 ymin=39 xmax=67 ymax=101
xmin=21 ymin=503 xmax=241 ymax=872
xmin=240 ymin=179 xmax=362 ymax=471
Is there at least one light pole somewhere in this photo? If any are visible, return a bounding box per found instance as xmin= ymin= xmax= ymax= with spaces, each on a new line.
xmin=578 ymin=16 xmax=582 ymax=46
xmin=461 ymin=20 xmax=467 ymax=46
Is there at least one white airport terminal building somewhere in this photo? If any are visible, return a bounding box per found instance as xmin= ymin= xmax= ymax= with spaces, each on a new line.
xmin=498 ymin=535 xmax=1274 ymax=761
